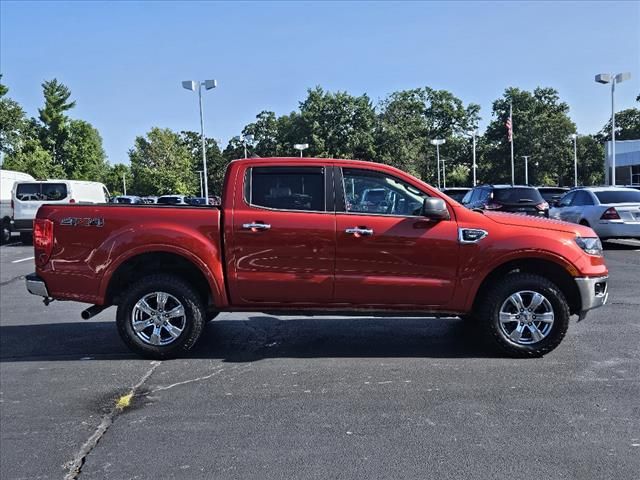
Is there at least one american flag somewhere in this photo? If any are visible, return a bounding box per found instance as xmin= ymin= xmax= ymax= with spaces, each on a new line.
xmin=505 ymin=113 xmax=513 ymax=142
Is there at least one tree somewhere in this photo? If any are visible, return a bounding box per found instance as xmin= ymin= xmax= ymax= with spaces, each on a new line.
xmin=596 ymin=107 xmax=640 ymax=142
xmin=0 ymin=75 xmax=28 ymax=156
xmin=103 ymin=163 xmax=131 ymax=196
xmin=375 ymin=87 xmax=480 ymax=184
xmin=179 ymin=131 xmax=228 ymax=195
xmin=484 ymin=87 xmax=576 ymax=186
xmin=1 ymin=139 xmax=64 ymax=179
xmin=38 ymin=79 xmax=76 ymax=166
xmin=298 ymin=86 xmax=376 ymax=160
xmin=576 ymin=135 xmax=604 ymax=186
xmin=61 ymin=120 xmax=109 ymax=180
xmin=129 ymin=127 xmax=197 ymax=196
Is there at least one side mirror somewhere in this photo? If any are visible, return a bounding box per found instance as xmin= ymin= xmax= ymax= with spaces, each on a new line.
xmin=421 ymin=198 xmax=450 ymax=220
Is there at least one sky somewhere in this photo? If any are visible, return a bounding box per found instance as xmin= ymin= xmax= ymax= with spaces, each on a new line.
xmin=1 ymin=0 xmax=639 ymax=165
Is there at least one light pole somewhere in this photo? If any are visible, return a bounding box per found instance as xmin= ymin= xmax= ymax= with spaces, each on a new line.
xmin=241 ymin=134 xmax=255 ymax=159
xmin=294 ymin=143 xmax=309 ymax=158
xmin=430 ymin=139 xmax=445 ymax=189
xmin=595 ymin=72 xmax=631 ymax=186
xmin=467 ymin=130 xmax=478 ymax=186
xmin=197 ymin=170 xmax=204 ymax=197
xmin=182 ymin=79 xmax=217 ymax=200
xmin=522 ymin=156 xmax=530 ymax=184
xmin=570 ymin=134 xmax=578 ymax=187
xmin=441 ymin=158 xmax=447 ymax=189
xmin=122 ymin=173 xmax=127 ymax=195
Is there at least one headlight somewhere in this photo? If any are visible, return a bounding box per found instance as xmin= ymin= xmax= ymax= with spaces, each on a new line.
xmin=575 ymin=236 xmax=603 ymax=256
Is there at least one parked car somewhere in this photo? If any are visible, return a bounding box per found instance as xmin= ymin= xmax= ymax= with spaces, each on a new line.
xmin=1 ymin=169 xmax=34 ymax=243
xmin=141 ymin=196 xmax=158 ymax=204
xmin=441 ymin=187 xmax=471 ymax=202
xmin=26 ymin=158 xmax=608 ymax=359
xmin=112 ymin=195 xmax=143 ymax=204
xmin=186 ymin=197 xmax=208 ymax=205
xmin=536 ymin=186 xmax=570 ymax=206
xmin=549 ymin=187 xmax=640 ymax=240
xmin=157 ymin=195 xmax=190 ymax=205
xmin=12 ymin=180 xmax=109 ymax=243
xmin=461 ymin=185 xmax=549 ymax=217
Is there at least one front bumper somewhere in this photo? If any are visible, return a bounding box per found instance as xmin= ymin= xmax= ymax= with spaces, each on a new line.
xmin=26 ymin=273 xmax=49 ymax=298
xmin=575 ymin=275 xmax=609 ymax=320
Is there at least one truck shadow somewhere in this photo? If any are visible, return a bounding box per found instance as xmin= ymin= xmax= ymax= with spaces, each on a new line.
xmin=0 ymin=316 xmax=498 ymax=362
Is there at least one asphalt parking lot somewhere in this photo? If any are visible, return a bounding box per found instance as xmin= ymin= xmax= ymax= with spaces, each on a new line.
xmin=1 ymin=237 xmax=639 ymax=480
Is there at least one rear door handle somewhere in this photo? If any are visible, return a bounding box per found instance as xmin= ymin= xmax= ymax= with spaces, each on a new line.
xmin=242 ymin=222 xmax=271 ymax=231
xmin=345 ymin=227 xmax=374 ymax=236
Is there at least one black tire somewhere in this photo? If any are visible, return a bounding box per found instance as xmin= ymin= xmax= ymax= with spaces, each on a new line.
xmin=477 ymin=273 xmax=570 ymax=357
xmin=579 ymin=220 xmax=590 ymax=227
xmin=20 ymin=232 xmax=32 ymax=244
xmin=116 ymin=274 xmax=206 ymax=359
xmin=1 ymin=221 xmax=11 ymax=244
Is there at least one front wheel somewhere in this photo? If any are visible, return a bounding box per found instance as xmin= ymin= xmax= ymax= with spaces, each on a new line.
xmin=1 ymin=221 xmax=11 ymax=244
xmin=478 ymin=273 xmax=570 ymax=357
xmin=116 ymin=274 xmax=206 ymax=359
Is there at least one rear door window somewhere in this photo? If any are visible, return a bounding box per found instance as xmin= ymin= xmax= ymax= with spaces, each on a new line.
xmin=15 ymin=183 xmax=68 ymax=201
xmin=248 ymin=166 xmax=325 ymax=212
xmin=571 ymin=191 xmax=594 ymax=206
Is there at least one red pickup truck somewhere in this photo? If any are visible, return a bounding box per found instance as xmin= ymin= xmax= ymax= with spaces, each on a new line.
xmin=26 ymin=158 xmax=609 ymax=358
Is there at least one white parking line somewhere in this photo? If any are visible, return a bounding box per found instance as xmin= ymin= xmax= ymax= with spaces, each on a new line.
xmin=11 ymin=256 xmax=34 ymax=264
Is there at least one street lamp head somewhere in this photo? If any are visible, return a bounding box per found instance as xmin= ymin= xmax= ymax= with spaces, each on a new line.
xmin=204 ymin=79 xmax=217 ymax=90
xmin=466 ymin=130 xmax=478 ymax=136
xmin=614 ymin=72 xmax=631 ymax=83
xmin=244 ymin=134 xmax=254 ymax=144
xmin=294 ymin=143 xmax=309 ymax=150
xmin=570 ymin=133 xmax=577 ymax=140
xmin=182 ymin=80 xmax=197 ymax=91
xmin=430 ymin=139 xmax=445 ymax=146
xmin=595 ymin=73 xmax=611 ymax=84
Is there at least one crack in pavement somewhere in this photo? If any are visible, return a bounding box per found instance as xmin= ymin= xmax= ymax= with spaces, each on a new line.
xmin=63 ymin=361 xmax=162 ymax=479
xmin=0 ymin=275 xmax=24 ymax=287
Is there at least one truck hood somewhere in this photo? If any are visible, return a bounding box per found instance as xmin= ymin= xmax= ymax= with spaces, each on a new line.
xmin=484 ymin=211 xmax=595 ymax=237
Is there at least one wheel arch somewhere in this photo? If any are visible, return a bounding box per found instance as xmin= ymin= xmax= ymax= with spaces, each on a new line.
xmin=470 ymin=257 xmax=581 ymax=316
xmin=104 ymin=249 xmax=222 ymax=310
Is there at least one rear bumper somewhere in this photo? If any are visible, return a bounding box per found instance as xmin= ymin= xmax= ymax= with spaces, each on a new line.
xmin=11 ymin=219 xmax=33 ymax=232
xmin=25 ymin=273 xmax=49 ymax=298
xmin=595 ymin=221 xmax=640 ymax=239
xmin=575 ymin=275 xmax=608 ymax=320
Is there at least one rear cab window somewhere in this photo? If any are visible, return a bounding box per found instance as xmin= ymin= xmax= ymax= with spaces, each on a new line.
xmin=246 ymin=166 xmax=325 ymax=212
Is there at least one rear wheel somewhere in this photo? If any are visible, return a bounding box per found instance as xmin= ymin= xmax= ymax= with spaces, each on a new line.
xmin=478 ymin=273 xmax=570 ymax=357
xmin=116 ymin=274 xmax=206 ymax=359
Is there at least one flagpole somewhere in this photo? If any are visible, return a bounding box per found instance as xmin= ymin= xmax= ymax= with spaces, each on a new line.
xmin=509 ymin=101 xmax=514 ymax=184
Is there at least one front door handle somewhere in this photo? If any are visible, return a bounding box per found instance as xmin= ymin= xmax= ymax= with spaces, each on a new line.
xmin=345 ymin=227 xmax=374 ymax=236
xmin=243 ymin=222 xmax=271 ymax=231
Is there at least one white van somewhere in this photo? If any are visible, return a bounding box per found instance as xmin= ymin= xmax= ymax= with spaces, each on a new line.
xmin=12 ymin=180 xmax=110 ymax=242
xmin=1 ymin=169 xmax=35 ymax=243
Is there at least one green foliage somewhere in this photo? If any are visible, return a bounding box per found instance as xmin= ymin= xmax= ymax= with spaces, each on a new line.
xmin=0 ymin=75 xmax=28 ymax=156
xmin=483 ymin=87 xmax=576 ymax=186
xmin=298 ymin=86 xmax=376 ymax=160
xmin=446 ymin=164 xmax=470 ymax=187
xmin=576 ymin=135 xmax=604 ymax=186
xmin=596 ymin=108 xmax=640 ymax=142
xmin=180 ymin=130 xmax=228 ymax=195
xmin=103 ymin=163 xmax=131 ymax=197
xmin=1 ymin=139 xmax=64 ymax=179
xmin=129 ymin=127 xmax=197 ymax=196
xmin=61 ymin=120 xmax=109 ymax=180
xmin=38 ymin=79 xmax=76 ymax=164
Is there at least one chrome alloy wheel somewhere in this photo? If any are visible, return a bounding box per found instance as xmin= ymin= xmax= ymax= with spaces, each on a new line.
xmin=131 ymin=291 xmax=186 ymax=346
xmin=498 ymin=290 xmax=554 ymax=345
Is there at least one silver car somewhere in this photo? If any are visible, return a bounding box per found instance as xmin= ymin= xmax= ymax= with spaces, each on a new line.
xmin=549 ymin=187 xmax=640 ymax=240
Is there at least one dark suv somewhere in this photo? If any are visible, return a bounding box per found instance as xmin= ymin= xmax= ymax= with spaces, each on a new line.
xmin=461 ymin=185 xmax=549 ymax=217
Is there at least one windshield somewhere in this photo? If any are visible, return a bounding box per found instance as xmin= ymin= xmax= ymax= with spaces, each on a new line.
xmin=493 ymin=188 xmax=543 ymax=204
xmin=594 ymin=190 xmax=640 ymax=204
